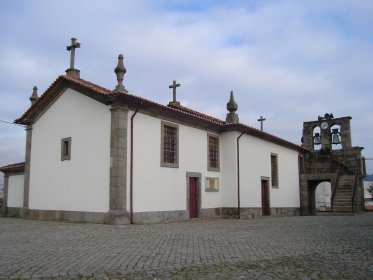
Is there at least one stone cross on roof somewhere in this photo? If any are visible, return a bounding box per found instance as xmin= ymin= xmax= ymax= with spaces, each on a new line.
xmin=257 ymin=115 xmax=266 ymax=131
xmin=65 ymin=38 xmax=81 ymax=78
xmin=169 ymin=80 xmax=180 ymax=105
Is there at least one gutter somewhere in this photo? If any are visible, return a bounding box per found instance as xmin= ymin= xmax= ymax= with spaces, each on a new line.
xmin=130 ymin=102 xmax=142 ymax=224
xmin=236 ymin=131 xmax=245 ymax=219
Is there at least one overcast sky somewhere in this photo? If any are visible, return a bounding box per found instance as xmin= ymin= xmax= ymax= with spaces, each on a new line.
xmin=0 ymin=0 xmax=372 ymax=187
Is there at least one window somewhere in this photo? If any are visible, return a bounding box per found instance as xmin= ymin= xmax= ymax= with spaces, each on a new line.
xmin=61 ymin=137 xmax=72 ymax=161
xmin=271 ymin=153 xmax=278 ymax=188
xmin=207 ymin=134 xmax=220 ymax=171
xmin=161 ymin=121 xmax=178 ymax=168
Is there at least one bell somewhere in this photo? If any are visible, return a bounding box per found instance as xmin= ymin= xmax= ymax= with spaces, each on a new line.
xmin=331 ymin=129 xmax=341 ymax=144
xmin=313 ymin=133 xmax=321 ymax=145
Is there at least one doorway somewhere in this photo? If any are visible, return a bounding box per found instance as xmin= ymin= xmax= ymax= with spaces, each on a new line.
xmin=189 ymin=177 xmax=199 ymax=218
xmin=261 ymin=179 xmax=270 ymax=216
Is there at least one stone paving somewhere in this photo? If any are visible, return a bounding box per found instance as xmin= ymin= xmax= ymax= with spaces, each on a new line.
xmin=0 ymin=213 xmax=372 ymax=279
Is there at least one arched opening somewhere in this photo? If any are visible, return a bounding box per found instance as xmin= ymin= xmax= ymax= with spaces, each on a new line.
xmin=330 ymin=124 xmax=342 ymax=150
xmin=312 ymin=126 xmax=321 ymax=150
xmin=315 ymin=182 xmax=332 ymax=212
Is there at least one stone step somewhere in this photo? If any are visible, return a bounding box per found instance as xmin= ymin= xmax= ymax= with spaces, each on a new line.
xmin=334 ymin=196 xmax=351 ymax=200
xmin=333 ymin=206 xmax=353 ymax=212
xmin=337 ymin=185 xmax=353 ymax=190
xmin=334 ymin=201 xmax=351 ymax=206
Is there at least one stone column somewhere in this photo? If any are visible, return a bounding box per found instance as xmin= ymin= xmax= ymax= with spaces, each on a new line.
xmin=340 ymin=118 xmax=352 ymax=148
xmin=299 ymin=178 xmax=310 ymax=215
xmin=106 ymin=105 xmax=129 ymax=224
xmin=21 ymin=125 xmax=32 ymax=217
xmin=302 ymin=123 xmax=314 ymax=150
xmin=1 ymin=174 xmax=9 ymax=215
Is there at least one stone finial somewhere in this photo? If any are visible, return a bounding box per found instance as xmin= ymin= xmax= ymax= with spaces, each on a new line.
xmin=65 ymin=37 xmax=81 ymax=78
xmin=29 ymin=86 xmax=38 ymax=105
xmin=114 ymin=54 xmax=128 ymax=93
xmin=226 ymin=90 xmax=239 ymax=123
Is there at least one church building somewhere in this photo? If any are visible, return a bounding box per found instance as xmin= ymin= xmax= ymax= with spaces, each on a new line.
xmin=0 ymin=39 xmax=306 ymax=224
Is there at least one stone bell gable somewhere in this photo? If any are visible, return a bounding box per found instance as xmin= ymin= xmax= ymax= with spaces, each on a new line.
xmin=300 ymin=114 xmax=364 ymax=215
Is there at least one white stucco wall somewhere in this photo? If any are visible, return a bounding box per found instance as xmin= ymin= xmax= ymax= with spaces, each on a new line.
xmin=220 ymin=131 xmax=239 ymax=207
xmin=364 ymin=180 xmax=373 ymax=200
xmin=7 ymin=174 xmax=24 ymax=207
xmin=128 ymin=112 xmax=224 ymax=213
xmin=29 ymin=88 xmax=111 ymax=212
xmin=236 ymin=134 xmax=300 ymax=208
xmin=128 ymin=112 xmax=300 ymax=213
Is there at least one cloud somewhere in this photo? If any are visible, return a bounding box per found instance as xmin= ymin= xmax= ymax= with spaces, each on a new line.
xmin=0 ymin=0 xmax=372 ymax=176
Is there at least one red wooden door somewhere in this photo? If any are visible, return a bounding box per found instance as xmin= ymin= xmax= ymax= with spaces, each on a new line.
xmin=189 ymin=178 xmax=198 ymax=218
xmin=261 ymin=180 xmax=270 ymax=216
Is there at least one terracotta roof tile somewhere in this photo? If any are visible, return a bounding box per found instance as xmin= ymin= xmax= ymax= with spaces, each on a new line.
xmin=14 ymin=75 xmax=303 ymax=151
xmin=167 ymin=103 xmax=225 ymax=125
xmin=63 ymin=75 xmax=112 ymax=96
xmin=16 ymin=75 xmax=114 ymax=124
xmin=0 ymin=162 xmax=25 ymax=173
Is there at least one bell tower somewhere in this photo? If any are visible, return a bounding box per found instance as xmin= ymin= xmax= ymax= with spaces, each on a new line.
xmin=300 ymin=114 xmax=364 ymax=215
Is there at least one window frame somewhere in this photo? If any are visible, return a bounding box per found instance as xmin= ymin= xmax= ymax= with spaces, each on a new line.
xmin=61 ymin=137 xmax=72 ymax=161
xmin=207 ymin=133 xmax=220 ymax=172
xmin=271 ymin=153 xmax=279 ymax=188
xmin=160 ymin=121 xmax=179 ymax=168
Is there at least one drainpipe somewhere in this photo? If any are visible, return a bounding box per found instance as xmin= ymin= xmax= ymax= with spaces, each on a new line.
xmin=130 ymin=102 xmax=142 ymax=224
xmin=236 ymin=131 xmax=244 ymax=219
xmin=298 ymin=153 xmax=302 ymax=214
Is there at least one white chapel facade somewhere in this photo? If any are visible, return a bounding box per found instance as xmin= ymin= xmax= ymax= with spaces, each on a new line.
xmin=0 ymin=39 xmax=303 ymax=224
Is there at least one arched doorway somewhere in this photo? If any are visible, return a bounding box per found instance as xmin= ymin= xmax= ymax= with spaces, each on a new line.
xmin=306 ymin=180 xmax=332 ymax=215
xmin=315 ymin=182 xmax=332 ymax=212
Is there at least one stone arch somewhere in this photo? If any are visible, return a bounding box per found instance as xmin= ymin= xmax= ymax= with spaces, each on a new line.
xmin=301 ymin=175 xmax=336 ymax=215
xmin=330 ymin=124 xmax=342 ymax=150
xmin=312 ymin=126 xmax=321 ymax=150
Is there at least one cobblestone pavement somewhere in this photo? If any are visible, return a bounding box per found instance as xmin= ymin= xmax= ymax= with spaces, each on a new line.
xmin=0 ymin=213 xmax=372 ymax=279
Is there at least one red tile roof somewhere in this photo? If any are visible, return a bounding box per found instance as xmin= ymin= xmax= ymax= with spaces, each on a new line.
xmin=167 ymin=103 xmax=225 ymax=125
xmin=14 ymin=75 xmax=303 ymax=152
xmin=15 ymin=75 xmax=112 ymax=124
xmin=0 ymin=162 xmax=25 ymax=173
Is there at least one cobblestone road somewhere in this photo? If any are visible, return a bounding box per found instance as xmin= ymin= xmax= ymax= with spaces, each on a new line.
xmin=0 ymin=213 xmax=372 ymax=279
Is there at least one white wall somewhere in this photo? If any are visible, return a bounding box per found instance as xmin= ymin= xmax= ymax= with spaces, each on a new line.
xmin=364 ymin=180 xmax=373 ymax=200
xmin=29 ymin=89 xmax=111 ymax=212
xmin=128 ymin=112 xmax=224 ymax=213
xmin=315 ymin=182 xmax=331 ymax=209
xmin=237 ymin=134 xmax=300 ymax=208
xmin=128 ymin=112 xmax=300 ymax=213
xmin=220 ymin=131 xmax=239 ymax=207
xmin=7 ymin=174 xmax=24 ymax=207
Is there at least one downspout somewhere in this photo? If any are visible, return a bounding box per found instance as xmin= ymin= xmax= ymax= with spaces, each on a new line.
xmin=236 ymin=131 xmax=244 ymax=219
xmin=130 ymin=102 xmax=142 ymax=224
xmin=298 ymin=153 xmax=302 ymax=214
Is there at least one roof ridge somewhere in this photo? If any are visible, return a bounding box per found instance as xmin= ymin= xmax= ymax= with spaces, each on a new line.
xmin=167 ymin=103 xmax=225 ymax=125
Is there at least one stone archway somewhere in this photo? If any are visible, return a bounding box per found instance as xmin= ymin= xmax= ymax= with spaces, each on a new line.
xmin=300 ymin=176 xmax=336 ymax=215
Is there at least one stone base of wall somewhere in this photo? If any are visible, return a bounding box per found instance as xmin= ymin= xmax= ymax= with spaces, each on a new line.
xmin=2 ymin=207 xmax=22 ymax=217
xmin=271 ymin=207 xmax=300 ymax=216
xmin=3 ymin=206 xmax=300 ymax=224
xmin=207 ymin=207 xmax=300 ymax=219
xmin=221 ymin=207 xmax=262 ymax=218
xmin=17 ymin=208 xmax=108 ymax=224
xmin=133 ymin=210 xmax=188 ymax=224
